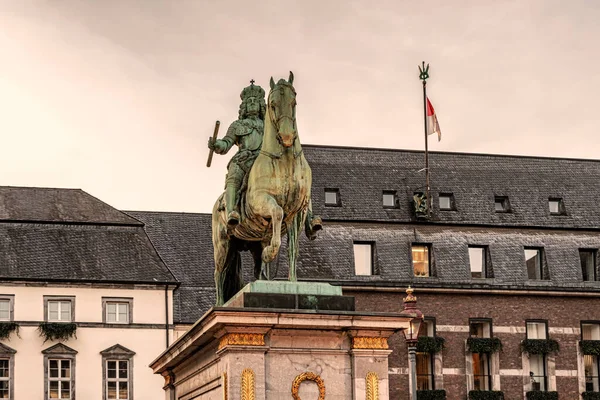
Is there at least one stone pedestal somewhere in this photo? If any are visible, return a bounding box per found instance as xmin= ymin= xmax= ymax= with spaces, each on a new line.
xmin=151 ymin=283 xmax=417 ymax=400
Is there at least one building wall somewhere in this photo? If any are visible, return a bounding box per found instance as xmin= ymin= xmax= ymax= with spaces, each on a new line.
xmin=348 ymin=289 xmax=600 ymax=400
xmin=0 ymin=283 xmax=174 ymax=400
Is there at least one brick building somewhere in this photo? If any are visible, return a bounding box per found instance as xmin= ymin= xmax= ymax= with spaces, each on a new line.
xmin=131 ymin=145 xmax=600 ymax=400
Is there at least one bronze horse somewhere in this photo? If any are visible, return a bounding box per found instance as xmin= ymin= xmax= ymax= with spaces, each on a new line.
xmin=212 ymin=72 xmax=320 ymax=306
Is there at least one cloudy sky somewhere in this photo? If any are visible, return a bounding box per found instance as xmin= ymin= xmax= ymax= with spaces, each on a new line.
xmin=1 ymin=0 xmax=599 ymax=213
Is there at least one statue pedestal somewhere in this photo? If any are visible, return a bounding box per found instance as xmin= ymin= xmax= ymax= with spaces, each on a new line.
xmin=151 ymin=283 xmax=417 ymax=400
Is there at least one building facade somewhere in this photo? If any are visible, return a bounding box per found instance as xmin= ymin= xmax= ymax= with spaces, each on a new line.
xmin=0 ymin=187 xmax=177 ymax=400
xmin=4 ymin=144 xmax=600 ymax=399
xmin=132 ymin=145 xmax=600 ymax=400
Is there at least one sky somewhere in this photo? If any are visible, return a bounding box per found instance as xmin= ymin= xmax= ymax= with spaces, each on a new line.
xmin=1 ymin=0 xmax=599 ymax=213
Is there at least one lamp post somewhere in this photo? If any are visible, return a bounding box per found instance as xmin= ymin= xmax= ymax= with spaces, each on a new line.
xmin=402 ymin=287 xmax=424 ymax=400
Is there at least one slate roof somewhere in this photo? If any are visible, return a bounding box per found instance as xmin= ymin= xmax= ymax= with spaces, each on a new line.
xmin=304 ymin=145 xmax=600 ymax=229
xmin=0 ymin=187 xmax=176 ymax=284
xmin=129 ymin=145 xmax=600 ymax=323
xmin=0 ymin=186 xmax=140 ymax=225
xmin=125 ymin=212 xmax=218 ymax=323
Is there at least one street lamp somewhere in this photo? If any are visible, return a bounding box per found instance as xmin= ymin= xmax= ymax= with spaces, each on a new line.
xmin=402 ymin=286 xmax=424 ymax=400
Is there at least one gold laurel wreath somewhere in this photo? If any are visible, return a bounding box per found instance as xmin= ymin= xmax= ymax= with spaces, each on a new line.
xmin=291 ymin=371 xmax=326 ymax=400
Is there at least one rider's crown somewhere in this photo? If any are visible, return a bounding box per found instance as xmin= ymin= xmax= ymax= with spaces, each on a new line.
xmin=240 ymin=81 xmax=265 ymax=101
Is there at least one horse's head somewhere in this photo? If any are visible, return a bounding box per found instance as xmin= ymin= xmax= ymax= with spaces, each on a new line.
xmin=268 ymin=71 xmax=297 ymax=148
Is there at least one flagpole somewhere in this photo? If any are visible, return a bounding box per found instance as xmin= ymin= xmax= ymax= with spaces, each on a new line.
xmin=419 ymin=62 xmax=431 ymax=218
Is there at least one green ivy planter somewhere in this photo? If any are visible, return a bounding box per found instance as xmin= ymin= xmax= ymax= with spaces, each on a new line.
xmin=468 ymin=390 xmax=505 ymax=400
xmin=467 ymin=338 xmax=503 ymax=354
xmin=0 ymin=322 xmax=19 ymax=341
xmin=580 ymin=340 xmax=600 ymax=356
xmin=38 ymin=322 xmax=77 ymax=343
xmin=416 ymin=336 xmax=445 ymax=354
xmin=520 ymin=339 xmax=560 ymax=355
xmin=525 ymin=391 xmax=558 ymax=400
xmin=582 ymin=392 xmax=600 ymax=400
xmin=416 ymin=389 xmax=446 ymax=400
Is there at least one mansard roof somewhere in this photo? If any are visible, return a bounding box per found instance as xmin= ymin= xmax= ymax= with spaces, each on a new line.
xmin=0 ymin=187 xmax=176 ymax=285
xmin=131 ymin=145 xmax=600 ymax=323
xmin=304 ymin=145 xmax=600 ymax=229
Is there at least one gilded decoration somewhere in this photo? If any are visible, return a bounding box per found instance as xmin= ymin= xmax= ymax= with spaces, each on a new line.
xmin=218 ymin=333 xmax=265 ymax=350
xmin=366 ymin=372 xmax=380 ymax=400
xmin=241 ymin=368 xmax=255 ymax=400
xmin=403 ymin=286 xmax=417 ymax=302
xmin=161 ymin=370 xmax=175 ymax=389
xmin=291 ymin=372 xmax=326 ymax=400
xmin=222 ymin=372 xmax=228 ymax=400
xmin=352 ymin=337 xmax=389 ymax=350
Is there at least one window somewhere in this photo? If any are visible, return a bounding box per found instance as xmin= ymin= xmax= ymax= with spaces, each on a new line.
xmin=470 ymin=319 xmax=492 ymax=390
xmin=412 ymin=244 xmax=431 ymax=277
xmin=353 ymin=243 xmax=374 ymax=276
xmin=582 ymin=322 xmax=600 ymax=392
xmin=106 ymin=361 xmax=129 ymax=399
xmin=324 ymin=188 xmax=340 ymax=206
xmin=527 ymin=321 xmax=548 ymax=340
xmin=548 ymin=198 xmax=565 ymax=215
xmin=470 ymin=319 xmax=492 ymax=338
xmin=0 ymin=359 xmax=8 ymax=399
xmin=416 ymin=318 xmax=436 ymax=390
xmin=0 ymin=296 xmax=13 ymax=322
xmin=527 ymin=321 xmax=548 ymax=391
xmin=581 ymin=250 xmax=598 ymax=282
xmin=468 ymin=246 xmax=489 ymax=279
xmin=494 ymin=196 xmax=510 ymax=212
xmin=102 ymin=298 xmax=132 ymax=324
xmin=43 ymin=343 xmax=77 ymax=400
xmin=525 ymin=248 xmax=545 ymax=280
xmin=382 ymin=191 xmax=398 ymax=208
xmin=101 ymin=344 xmax=135 ymax=400
xmin=49 ymin=359 xmax=72 ymax=399
xmin=439 ymin=193 xmax=455 ymax=211
xmin=0 ymin=344 xmax=15 ymax=400
xmin=44 ymin=297 xmax=75 ymax=323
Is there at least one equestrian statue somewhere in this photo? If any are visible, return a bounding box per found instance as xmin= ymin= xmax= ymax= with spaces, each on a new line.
xmin=208 ymin=72 xmax=322 ymax=306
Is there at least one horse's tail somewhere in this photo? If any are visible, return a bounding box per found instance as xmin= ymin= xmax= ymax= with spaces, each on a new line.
xmin=221 ymin=243 xmax=243 ymax=304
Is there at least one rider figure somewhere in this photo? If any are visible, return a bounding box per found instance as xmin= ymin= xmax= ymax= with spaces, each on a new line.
xmin=208 ymin=81 xmax=266 ymax=226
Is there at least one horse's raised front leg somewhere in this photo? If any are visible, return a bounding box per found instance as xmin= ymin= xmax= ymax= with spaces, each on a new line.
xmin=256 ymin=196 xmax=284 ymax=265
xmin=288 ymin=210 xmax=305 ymax=282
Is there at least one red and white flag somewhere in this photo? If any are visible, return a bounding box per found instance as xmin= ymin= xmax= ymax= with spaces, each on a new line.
xmin=426 ymin=97 xmax=441 ymax=142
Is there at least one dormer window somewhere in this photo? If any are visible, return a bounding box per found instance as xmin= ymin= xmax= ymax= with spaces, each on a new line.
xmin=439 ymin=193 xmax=455 ymax=211
xmin=324 ymin=188 xmax=341 ymax=207
xmin=549 ymin=198 xmax=565 ymax=215
xmin=494 ymin=196 xmax=510 ymax=213
xmin=382 ymin=191 xmax=398 ymax=208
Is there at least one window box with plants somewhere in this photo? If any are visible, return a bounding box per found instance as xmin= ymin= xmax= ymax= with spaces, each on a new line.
xmin=520 ymin=339 xmax=560 ymax=355
xmin=416 ymin=389 xmax=446 ymax=400
xmin=416 ymin=336 xmax=445 ymax=354
xmin=38 ymin=322 xmax=77 ymax=343
xmin=580 ymin=340 xmax=600 ymax=356
xmin=582 ymin=392 xmax=600 ymax=400
xmin=525 ymin=391 xmax=558 ymax=400
xmin=467 ymin=337 xmax=503 ymax=354
xmin=0 ymin=322 xmax=19 ymax=341
xmin=468 ymin=390 xmax=505 ymax=400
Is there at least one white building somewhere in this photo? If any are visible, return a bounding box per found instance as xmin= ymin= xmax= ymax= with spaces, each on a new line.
xmin=0 ymin=187 xmax=177 ymax=400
